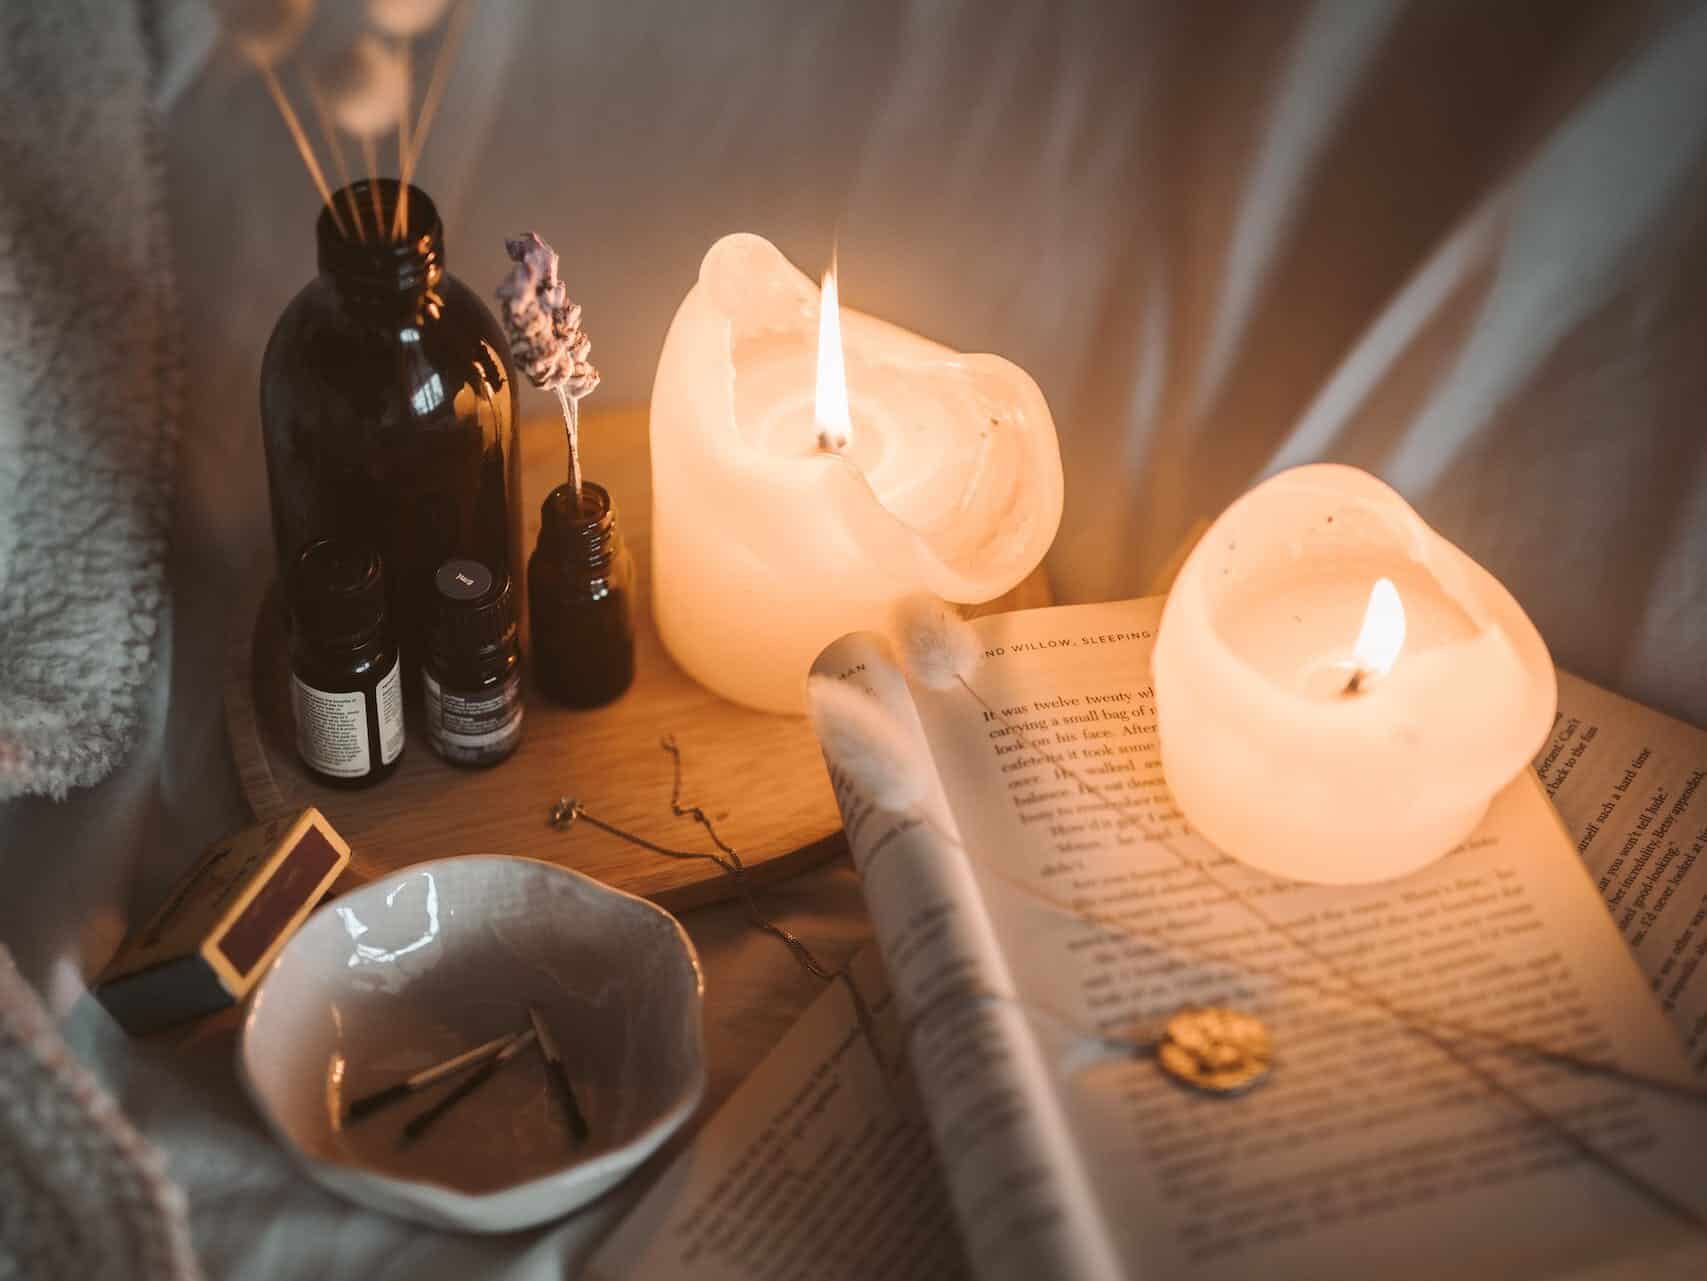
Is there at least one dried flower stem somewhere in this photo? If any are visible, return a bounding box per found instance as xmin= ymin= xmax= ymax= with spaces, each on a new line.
xmin=258 ymin=64 xmax=348 ymax=238
xmin=554 ymin=385 xmax=584 ymax=506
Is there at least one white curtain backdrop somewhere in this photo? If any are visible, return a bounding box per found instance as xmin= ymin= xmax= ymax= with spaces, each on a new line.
xmin=165 ymin=0 xmax=1707 ymax=728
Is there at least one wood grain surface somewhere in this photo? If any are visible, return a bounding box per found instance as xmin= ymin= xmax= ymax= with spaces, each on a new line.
xmin=224 ymin=405 xmax=1052 ymax=911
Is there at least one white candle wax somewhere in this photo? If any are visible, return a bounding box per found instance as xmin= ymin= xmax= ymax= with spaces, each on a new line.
xmin=650 ymin=234 xmax=1063 ymax=713
xmin=1153 ymin=465 xmax=1556 ymax=884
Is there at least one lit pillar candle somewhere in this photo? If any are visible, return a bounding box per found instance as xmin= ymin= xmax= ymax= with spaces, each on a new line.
xmin=1153 ymin=465 xmax=1556 ymax=884
xmin=650 ymin=234 xmax=1063 ymax=713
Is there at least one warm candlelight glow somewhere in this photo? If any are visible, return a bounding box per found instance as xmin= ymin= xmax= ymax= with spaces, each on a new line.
xmin=1351 ymin=577 xmax=1406 ymax=683
xmin=814 ymin=257 xmax=852 ymax=453
xmin=1153 ymin=464 xmax=1556 ymax=884
xmin=651 ymin=233 xmax=1063 ymax=713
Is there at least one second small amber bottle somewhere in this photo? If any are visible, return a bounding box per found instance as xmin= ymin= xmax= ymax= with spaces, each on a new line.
xmin=528 ymin=482 xmax=635 ymax=707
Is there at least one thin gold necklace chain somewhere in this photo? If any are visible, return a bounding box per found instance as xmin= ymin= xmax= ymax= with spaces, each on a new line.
xmin=549 ymin=736 xmax=837 ymax=981
xmin=548 ymin=737 xmax=888 ymax=1076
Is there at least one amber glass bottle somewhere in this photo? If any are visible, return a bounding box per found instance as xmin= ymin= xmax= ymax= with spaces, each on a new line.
xmin=529 ymin=482 xmax=636 ymax=707
xmin=288 ymin=539 xmax=404 ymax=788
xmin=423 ymin=558 xmax=524 ymax=766
xmin=260 ymin=180 xmax=520 ymax=676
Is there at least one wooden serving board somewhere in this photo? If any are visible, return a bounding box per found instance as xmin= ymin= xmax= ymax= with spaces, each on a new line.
xmin=225 ymin=405 xmax=1051 ymax=911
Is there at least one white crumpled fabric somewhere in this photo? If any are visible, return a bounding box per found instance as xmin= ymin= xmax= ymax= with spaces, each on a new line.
xmin=0 ymin=945 xmax=200 ymax=1281
xmin=0 ymin=0 xmax=178 ymax=802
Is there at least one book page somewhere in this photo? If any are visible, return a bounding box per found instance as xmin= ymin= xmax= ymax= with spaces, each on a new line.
xmin=584 ymin=945 xmax=972 ymax=1281
xmin=805 ymin=632 xmax=1125 ymax=1281
xmin=1541 ymin=672 xmax=1707 ymax=1074
xmin=905 ymin=598 xmax=1707 ymax=1281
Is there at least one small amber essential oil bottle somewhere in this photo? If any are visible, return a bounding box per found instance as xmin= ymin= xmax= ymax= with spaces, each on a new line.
xmin=288 ymin=539 xmax=405 ymax=787
xmin=528 ymin=481 xmax=636 ymax=707
xmin=423 ymin=558 xmax=524 ymax=766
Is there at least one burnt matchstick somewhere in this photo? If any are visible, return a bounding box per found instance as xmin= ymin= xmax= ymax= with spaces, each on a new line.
xmin=529 ymin=1003 xmax=590 ymax=1144
xmin=344 ymin=1031 xmax=519 ymax=1124
xmin=398 ymin=1028 xmax=538 ymax=1145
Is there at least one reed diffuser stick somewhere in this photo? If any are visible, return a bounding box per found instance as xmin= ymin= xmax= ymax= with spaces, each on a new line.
xmin=319 ymin=36 xmax=410 ymax=243
xmin=360 ymin=134 xmax=385 ymax=239
xmin=390 ymin=41 xmax=412 ymax=239
xmin=258 ymin=65 xmax=348 ymax=238
xmin=310 ymin=90 xmax=367 ymax=241
xmin=397 ymin=0 xmax=471 ymax=205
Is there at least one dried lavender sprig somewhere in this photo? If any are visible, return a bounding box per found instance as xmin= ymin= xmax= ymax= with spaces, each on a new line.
xmin=497 ymin=232 xmax=599 ymax=504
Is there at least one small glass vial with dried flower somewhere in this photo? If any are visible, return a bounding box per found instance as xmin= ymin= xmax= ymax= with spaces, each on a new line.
xmin=529 ymin=482 xmax=635 ymax=707
xmin=288 ymin=539 xmax=404 ymax=787
xmin=423 ymin=559 xmax=524 ymax=766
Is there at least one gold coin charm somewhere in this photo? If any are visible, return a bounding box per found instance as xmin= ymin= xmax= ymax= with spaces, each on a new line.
xmin=1156 ymin=1007 xmax=1272 ymax=1096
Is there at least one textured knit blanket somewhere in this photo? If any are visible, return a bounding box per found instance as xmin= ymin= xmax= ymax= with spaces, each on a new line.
xmin=0 ymin=0 xmax=179 ymax=801
xmin=0 ymin=946 xmax=201 ymax=1281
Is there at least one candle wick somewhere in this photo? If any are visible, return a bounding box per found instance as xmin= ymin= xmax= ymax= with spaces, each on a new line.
xmin=1342 ymin=668 xmax=1366 ymax=696
xmin=816 ymin=427 xmax=850 ymax=454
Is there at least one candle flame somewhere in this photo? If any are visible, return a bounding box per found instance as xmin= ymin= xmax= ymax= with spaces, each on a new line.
xmin=1351 ymin=577 xmax=1406 ymax=682
xmin=815 ymin=255 xmax=852 ymax=453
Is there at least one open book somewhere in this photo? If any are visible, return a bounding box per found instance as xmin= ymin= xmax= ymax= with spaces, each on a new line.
xmin=592 ymin=598 xmax=1707 ymax=1281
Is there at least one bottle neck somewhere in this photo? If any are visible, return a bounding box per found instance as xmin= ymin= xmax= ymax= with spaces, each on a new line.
xmin=289 ymin=539 xmax=390 ymax=649
xmin=296 ymin=623 xmax=392 ymax=659
xmin=318 ymin=180 xmax=445 ymax=306
xmin=539 ymin=482 xmax=620 ymax=576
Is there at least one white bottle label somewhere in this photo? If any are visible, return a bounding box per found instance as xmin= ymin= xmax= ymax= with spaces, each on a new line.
xmin=376 ymin=656 xmax=405 ymax=765
xmin=423 ymin=668 xmax=524 ymax=764
xmin=291 ymin=676 xmax=371 ymax=777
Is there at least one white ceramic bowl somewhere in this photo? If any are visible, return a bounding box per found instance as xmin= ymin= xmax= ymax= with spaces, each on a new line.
xmin=238 ymin=855 xmax=705 ymax=1232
